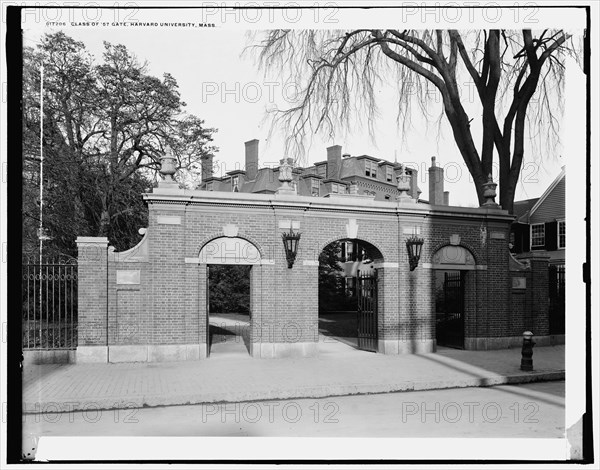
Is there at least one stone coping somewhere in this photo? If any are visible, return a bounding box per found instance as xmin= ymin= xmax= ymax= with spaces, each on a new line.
xmin=144 ymin=188 xmax=513 ymax=221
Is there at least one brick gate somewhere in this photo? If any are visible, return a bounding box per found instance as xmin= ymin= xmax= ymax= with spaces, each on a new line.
xmin=73 ymin=148 xmax=551 ymax=363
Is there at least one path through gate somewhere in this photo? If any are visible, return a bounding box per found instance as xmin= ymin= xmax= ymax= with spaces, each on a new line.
xmin=357 ymin=270 xmax=378 ymax=352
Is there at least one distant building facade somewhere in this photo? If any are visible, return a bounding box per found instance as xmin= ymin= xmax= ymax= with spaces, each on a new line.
xmin=198 ymin=140 xmax=449 ymax=203
xmin=510 ymin=167 xmax=565 ymax=267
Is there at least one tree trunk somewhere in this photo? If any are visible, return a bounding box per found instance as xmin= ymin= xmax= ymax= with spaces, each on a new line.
xmin=98 ymin=209 xmax=110 ymax=237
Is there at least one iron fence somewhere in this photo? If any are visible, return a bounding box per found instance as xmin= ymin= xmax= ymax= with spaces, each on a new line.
xmin=22 ymin=257 xmax=78 ymax=349
xmin=549 ymin=264 xmax=565 ymax=335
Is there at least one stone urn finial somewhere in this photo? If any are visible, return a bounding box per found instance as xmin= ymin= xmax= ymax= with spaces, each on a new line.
xmin=396 ymin=164 xmax=413 ymax=202
xmin=482 ymin=173 xmax=499 ymax=207
xmin=159 ymin=148 xmax=177 ymax=183
xmin=276 ymin=157 xmax=296 ymax=195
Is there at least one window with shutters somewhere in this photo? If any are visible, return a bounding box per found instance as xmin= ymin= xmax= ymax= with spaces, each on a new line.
xmin=558 ymin=220 xmax=565 ymax=249
xmin=531 ymin=223 xmax=545 ymax=248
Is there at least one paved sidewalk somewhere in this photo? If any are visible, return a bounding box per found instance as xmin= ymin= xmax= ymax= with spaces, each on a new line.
xmin=23 ymin=339 xmax=565 ymax=413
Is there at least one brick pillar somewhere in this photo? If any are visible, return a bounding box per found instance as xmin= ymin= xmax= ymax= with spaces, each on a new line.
xmin=198 ymin=263 xmax=209 ymax=358
xmin=75 ymin=236 xmax=109 ymax=363
xmin=518 ymin=253 xmax=550 ymax=336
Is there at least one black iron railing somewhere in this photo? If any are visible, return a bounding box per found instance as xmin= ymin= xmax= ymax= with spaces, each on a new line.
xmin=22 ymin=258 xmax=78 ymax=349
xmin=549 ymin=264 xmax=565 ymax=335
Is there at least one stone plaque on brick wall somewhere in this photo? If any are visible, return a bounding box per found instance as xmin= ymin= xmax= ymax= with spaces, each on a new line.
xmin=512 ymin=277 xmax=526 ymax=289
xmin=157 ymin=215 xmax=181 ymax=225
xmin=116 ymin=270 xmax=141 ymax=285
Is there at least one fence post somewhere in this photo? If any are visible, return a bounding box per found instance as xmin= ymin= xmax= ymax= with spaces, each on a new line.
xmin=75 ymin=237 xmax=109 ymax=363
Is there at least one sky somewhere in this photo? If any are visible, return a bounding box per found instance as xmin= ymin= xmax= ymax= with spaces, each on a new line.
xmin=21 ymin=6 xmax=585 ymax=207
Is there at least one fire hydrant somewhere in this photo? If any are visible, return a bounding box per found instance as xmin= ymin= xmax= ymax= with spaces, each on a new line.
xmin=520 ymin=331 xmax=535 ymax=371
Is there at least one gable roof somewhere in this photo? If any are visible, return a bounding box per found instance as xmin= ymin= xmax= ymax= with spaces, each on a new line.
xmin=528 ymin=167 xmax=565 ymax=219
xmin=512 ymin=167 xmax=565 ymax=224
xmin=513 ymin=197 xmax=539 ymax=223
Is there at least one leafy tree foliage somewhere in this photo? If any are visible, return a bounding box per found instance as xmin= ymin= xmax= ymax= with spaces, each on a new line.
xmin=22 ymin=32 xmax=218 ymax=257
xmin=253 ymin=29 xmax=581 ymax=213
xmin=318 ymin=241 xmax=353 ymax=312
xmin=208 ymin=265 xmax=251 ymax=314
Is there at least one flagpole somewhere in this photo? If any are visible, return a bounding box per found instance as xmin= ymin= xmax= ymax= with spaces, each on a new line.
xmin=39 ymin=64 xmax=44 ymax=266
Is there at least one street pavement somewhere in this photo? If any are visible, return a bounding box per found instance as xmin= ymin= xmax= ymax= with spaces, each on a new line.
xmin=22 ymin=337 xmax=565 ymax=413
xmin=23 ymin=381 xmax=565 ymax=438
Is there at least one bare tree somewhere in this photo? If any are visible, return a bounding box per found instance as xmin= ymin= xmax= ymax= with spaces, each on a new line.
xmin=252 ymin=29 xmax=580 ymax=213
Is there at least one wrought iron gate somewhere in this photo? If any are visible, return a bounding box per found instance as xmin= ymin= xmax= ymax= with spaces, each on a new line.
xmin=356 ymin=270 xmax=378 ymax=352
xmin=436 ymin=271 xmax=464 ymax=349
xmin=549 ymin=265 xmax=565 ymax=334
xmin=206 ymin=265 xmax=211 ymax=357
xmin=21 ymin=257 xmax=78 ymax=349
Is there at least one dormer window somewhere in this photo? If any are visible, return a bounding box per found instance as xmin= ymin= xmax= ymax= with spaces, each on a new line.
xmin=311 ymin=178 xmax=320 ymax=196
xmin=206 ymin=182 xmax=213 ymax=191
xmin=365 ymin=161 xmax=377 ymax=178
xmin=232 ymin=175 xmax=239 ymax=192
xmin=386 ymin=166 xmax=393 ymax=182
xmin=317 ymin=165 xmax=326 ymax=178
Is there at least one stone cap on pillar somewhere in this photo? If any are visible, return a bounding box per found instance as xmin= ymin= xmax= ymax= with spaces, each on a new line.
xmin=516 ymin=252 xmax=551 ymax=260
xmin=76 ymin=237 xmax=109 ymax=246
xmin=76 ymin=237 xmax=109 ymax=260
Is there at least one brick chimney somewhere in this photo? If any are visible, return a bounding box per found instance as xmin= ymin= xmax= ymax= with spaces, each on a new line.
xmin=201 ymin=154 xmax=213 ymax=179
xmin=443 ymin=191 xmax=450 ymax=205
xmin=327 ymin=145 xmax=342 ymax=179
xmin=245 ymin=139 xmax=259 ymax=181
xmin=428 ymin=157 xmax=444 ymax=205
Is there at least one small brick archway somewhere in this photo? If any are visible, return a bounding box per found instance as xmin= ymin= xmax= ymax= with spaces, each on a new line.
xmin=197 ymin=236 xmax=265 ymax=358
xmin=429 ymin=244 xmax=478 ymax=350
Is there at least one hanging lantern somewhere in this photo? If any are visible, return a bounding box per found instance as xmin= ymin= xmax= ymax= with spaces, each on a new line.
xmin=406 ymin=234 xmax=424 ymax=271
xmin=281 ymin=225 xmax=301 ymax=268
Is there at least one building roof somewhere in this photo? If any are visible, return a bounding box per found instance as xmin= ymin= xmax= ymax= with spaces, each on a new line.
xmin=528 ymin=167 xmax=565 ymax=221
xmin=512 ymin=197 xmax=540 ymax=223
xmin=512 ymin=167 xmax=565 ymax=223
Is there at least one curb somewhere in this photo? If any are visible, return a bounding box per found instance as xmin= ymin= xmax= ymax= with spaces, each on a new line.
xmin=23 ymin=370 xmax=565 ymax=413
